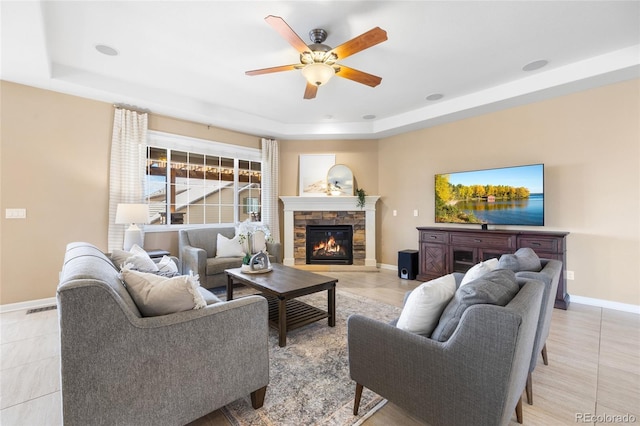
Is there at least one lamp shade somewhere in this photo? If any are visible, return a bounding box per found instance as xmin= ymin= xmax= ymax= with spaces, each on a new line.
xmin=301 ymin=63 xmax=335 ymax=86
xmin=115 ymin=204 xmax=149 ymax=224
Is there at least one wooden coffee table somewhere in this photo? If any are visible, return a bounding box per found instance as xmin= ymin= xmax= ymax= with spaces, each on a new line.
xmin=225 ymin=263 xmax=337 ymax=347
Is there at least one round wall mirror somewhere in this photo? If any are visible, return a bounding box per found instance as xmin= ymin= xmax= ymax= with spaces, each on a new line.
xmin=327 ymin=164 xmax=354 ymax=196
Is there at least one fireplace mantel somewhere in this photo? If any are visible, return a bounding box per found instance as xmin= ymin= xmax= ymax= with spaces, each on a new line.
xmin=280 ymin=196 xmax=380 ymax=271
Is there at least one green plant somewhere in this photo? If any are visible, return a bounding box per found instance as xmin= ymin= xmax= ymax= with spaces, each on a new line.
xmin=356 ymin=188 xmax=366 ymax=209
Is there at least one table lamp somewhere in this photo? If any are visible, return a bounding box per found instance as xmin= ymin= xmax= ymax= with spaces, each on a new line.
xmin=115 ymin=203 xmax=150 ymax=251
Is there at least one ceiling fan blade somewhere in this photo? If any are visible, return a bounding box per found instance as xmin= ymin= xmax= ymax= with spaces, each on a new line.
xmin=330 ymin=27 xmax=387 ymax=60
xmin=265 ymin=15 xmax=310 ymax=54
xmin=335 ymin=65 xmax=382 ymax=87
xmin=304 ymin=83 xmax=318 ymax=99
xmin=245 ymin=64 xmax=298 ymax=76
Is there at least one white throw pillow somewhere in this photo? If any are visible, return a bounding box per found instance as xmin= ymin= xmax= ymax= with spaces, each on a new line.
xmin=156 ymin=255 xmax=178 ymax=274
xmin=121 ymin=269 xmax=207 ymax=317
xmin=215 ymin=233 xmax=246 ymax=258
xmin=396 ymin=274 xmax=457 ymax=336
xmin=460 ymin=258 xmax=499 ymax=286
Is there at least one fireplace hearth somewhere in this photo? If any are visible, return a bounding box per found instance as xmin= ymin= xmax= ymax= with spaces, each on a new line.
xmin=306 ymin=225 xmax=353 ymax=265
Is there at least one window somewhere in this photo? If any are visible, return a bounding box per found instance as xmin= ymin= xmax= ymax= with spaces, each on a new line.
xmin=145 ymin=131 xmax=261 ymax=226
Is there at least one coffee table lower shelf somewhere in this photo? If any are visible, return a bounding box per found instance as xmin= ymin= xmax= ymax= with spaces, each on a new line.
xmin=264 ymin=296 xmax=329 ymax=332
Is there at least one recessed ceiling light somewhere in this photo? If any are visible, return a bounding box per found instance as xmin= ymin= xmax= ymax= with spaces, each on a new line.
xmin=362 ymin=114 xmax=376 ymax=120
xmin=522 ymin=59 xmax=548 ymax=72
xmin=95 ymin=44 xmax=119 ymax=56
xmin=426 ymin=93 xmax=444 ymax=101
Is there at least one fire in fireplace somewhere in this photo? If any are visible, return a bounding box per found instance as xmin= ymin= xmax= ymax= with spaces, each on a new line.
xmin=306 ymin=225 xmax=353 ymax=265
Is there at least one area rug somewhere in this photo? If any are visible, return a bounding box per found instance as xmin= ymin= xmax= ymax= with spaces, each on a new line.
xmin=219 ymin=288 xmax=400 ymax=426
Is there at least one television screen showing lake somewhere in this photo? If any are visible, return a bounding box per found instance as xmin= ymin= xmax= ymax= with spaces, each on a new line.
xmin=456 ymin=193 xmax=544 ymax=225
xmin=434 ymin=164 xmax=544 ymax=226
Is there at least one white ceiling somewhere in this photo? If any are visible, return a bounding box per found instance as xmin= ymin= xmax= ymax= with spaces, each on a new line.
xmin=2 ymin=1 xmax=639 ymax=140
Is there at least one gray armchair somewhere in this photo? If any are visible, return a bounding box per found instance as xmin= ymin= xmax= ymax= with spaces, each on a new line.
xmin=348 ymin=275 xmax=544 ymax=426
xmin=516 ymin=258 xmax=563 ymax=405
xmin=57 ymin=242 xmax=269 ymax=426
xmin=179 ymin=227 xmax=281 ymax=289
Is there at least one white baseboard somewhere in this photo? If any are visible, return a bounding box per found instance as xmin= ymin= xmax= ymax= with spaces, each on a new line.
xmin=378 ymin=263 xmax=397 ymax=271
xmin=570 ymin=295 xmax=640 ymax=315
xmin=0 ymin=297 xmax=57 ymax=314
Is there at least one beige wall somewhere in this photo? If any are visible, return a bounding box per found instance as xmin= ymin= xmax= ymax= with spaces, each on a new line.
xmin=377 ymin=79 xmax=639 ymax=305
xmin=279 ymin=139 xmax=379 ymax=196
xmin=0 ymin=81 xmax=261 ymax=305
xmin=1 ymin=78 xmax=638 ymax=306
xmin=1 ymin=82 xmax=113 ymax=305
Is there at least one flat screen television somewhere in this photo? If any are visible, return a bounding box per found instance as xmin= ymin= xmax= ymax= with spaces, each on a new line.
xmin=435 ymin=164 xmax=544 ymax=227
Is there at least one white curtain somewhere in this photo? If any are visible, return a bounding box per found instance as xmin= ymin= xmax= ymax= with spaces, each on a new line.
xmin=261 ymin=138 xmax=280 ymax=242
xmin=108 ymin=108 xmax=148 ymax=252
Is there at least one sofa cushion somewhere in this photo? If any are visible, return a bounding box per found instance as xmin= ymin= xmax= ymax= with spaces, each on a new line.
xmin=396 ymin=274 xmax=456 ymax=336
xmin=460 ymin=258 xmax=499 ymax=286
xmin=216 ymin=233 xmax=246 ymax=258
xmin=430 ymin=269 xmax=519 ymax=342
xmin=498 ymin=247 xmax=541 ymax=272
xmin=121 ymin=269 xmax=209 ymax=317
xmin=206 ymin=256 xmax=244 ymax=276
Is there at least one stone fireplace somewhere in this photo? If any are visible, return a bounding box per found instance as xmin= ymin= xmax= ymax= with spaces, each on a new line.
xmin=280 ymin=196 xmax=380 ymax=271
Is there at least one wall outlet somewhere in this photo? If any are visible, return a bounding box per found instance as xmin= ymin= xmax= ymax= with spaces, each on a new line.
xmin=413 ymin=209 xmax=419 ymax=217
xmin=566 ymin=270 xmax=575 ymax=280
xmin=393 ymin=210 xmax=397 ymax=217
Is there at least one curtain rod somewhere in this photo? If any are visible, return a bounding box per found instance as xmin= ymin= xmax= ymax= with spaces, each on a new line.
xmin=113 ymin=103 xmax=151 ymax=114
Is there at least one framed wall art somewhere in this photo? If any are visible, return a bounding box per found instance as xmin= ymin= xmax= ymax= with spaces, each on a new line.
xmin=299 ymin=154 xmax=335 ymax=196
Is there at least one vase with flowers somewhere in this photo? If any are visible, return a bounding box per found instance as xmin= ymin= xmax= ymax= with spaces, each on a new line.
xmin=236 ymin=219 xmax=274 ymax=272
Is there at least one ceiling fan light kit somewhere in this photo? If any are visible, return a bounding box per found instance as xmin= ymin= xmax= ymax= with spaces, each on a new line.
xmin=246 ymin=15 xmax=387 ymax=99
xmin=302 ymin=62 xmax=335 ymax=86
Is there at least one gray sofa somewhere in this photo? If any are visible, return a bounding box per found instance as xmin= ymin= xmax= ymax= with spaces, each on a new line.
xmin=57 ymin=242 xmax=269 ymax=426
xmin=179 ymin=227 xmax=281 ymax=289
xmin=348 ymin=273 xmax=544 ymax=426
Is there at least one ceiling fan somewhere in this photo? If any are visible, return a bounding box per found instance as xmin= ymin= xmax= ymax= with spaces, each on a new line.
xmin=245 ymin=15 xmax=388 ymax=99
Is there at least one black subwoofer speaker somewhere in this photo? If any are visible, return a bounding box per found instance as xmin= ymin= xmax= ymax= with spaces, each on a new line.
xmin=398 ymin=249 xmax=418 ymax=280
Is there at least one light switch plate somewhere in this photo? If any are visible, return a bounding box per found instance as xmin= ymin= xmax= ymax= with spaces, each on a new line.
xmin=5 ymin=208 xmax=26 ymax=219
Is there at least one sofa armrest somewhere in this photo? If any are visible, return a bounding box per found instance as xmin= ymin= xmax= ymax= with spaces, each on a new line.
xmin=181 ymin=245 xmax=207 ymax=278
xmin=515 ymin=258 xmax=563 ymax=371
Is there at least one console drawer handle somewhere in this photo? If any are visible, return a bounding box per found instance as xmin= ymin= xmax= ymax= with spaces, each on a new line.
xmin=474 ymin=239 xmax=482 ymax=243
xmin=531 ymin=242 xmax=541 ymax=246
xmin=430 ymin=236 xmax=437 ymax=239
